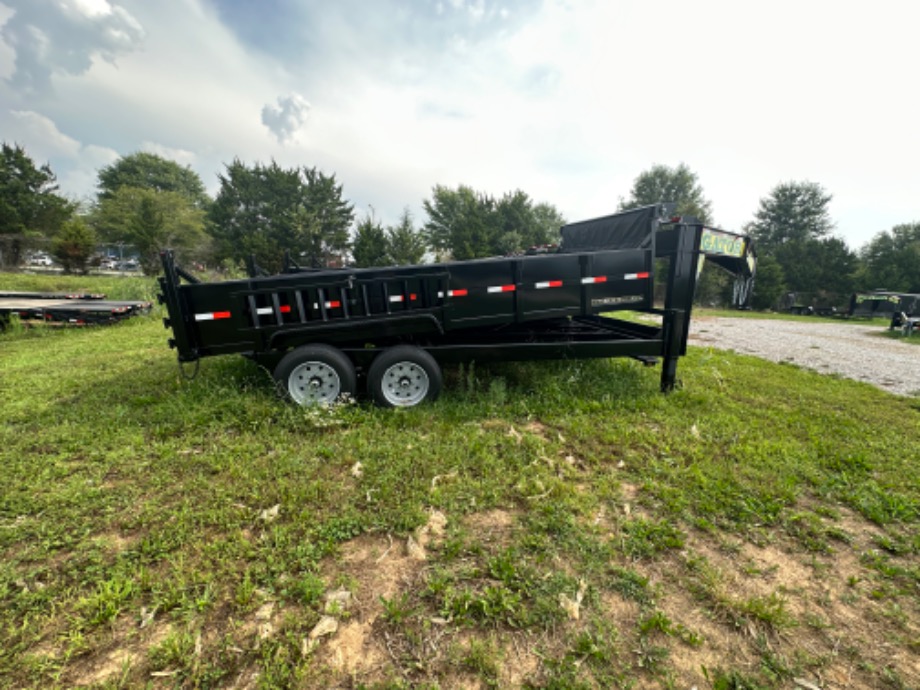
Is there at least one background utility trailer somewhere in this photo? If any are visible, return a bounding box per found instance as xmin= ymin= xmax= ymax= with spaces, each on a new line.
xmin=158 ymin=205 xmax=756 ymax=407
xmin=0 ymin=290 xmax=152 ymax=329
xmin=848 ymin=291 xmax=920 ymax=327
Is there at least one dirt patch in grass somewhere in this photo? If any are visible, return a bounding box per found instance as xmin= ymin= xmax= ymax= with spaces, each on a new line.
xmin=65 ymin=620 xmax=172 ymax=688
xmin=313 ymin=511 xmax=451 ymax=682
xmin=647 ymin=526 xmax=920 ymax=688
xmin=462 ymin=508 xmax=518 ymax=549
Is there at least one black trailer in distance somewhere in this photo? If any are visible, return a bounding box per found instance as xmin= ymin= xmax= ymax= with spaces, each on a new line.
xmin=158 ymin=205 xmax=757 ymax=407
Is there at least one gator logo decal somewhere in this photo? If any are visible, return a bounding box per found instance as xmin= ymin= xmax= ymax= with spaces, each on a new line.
xmin=701 ymin=229 xmax=746 ymax=257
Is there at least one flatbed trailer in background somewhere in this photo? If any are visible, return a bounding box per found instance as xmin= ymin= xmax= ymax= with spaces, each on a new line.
xmin=158 ymin=205 xmax=756 ymax=407
xmin=0 ymin=291 xmax=152 ymax=328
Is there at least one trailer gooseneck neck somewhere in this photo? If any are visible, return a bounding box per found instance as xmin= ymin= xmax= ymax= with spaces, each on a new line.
xmin=158 ymin=204 xmax=756 ymax=406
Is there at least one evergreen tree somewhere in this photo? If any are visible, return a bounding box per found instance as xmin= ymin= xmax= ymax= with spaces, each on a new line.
xmin=386 ymin=209 xmax=427 ymax=266
xmin=352 ymin=215 xmax=389 ymax=267
xmin=51 ymin=218 xmax=97 ymax=274
xmin=209 ymin=160 xmax=354 ymax=273
xmin=0 ymin=142 xmax=74 ymax=266
xmin=749 ymin=181 xmax=855 ymax=296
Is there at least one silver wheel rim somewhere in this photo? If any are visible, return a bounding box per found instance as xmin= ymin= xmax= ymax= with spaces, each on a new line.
xmin=288 ymin=361 xmax=342 ymax=405
xmin=381 ymin=361 xmax=429 ymax=407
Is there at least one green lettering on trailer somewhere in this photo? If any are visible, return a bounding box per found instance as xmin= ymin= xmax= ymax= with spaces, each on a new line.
xmin=855 ymin=294 xmax=900 ymax=305
xmin=701 ymin=229 xmax=746 ymax=258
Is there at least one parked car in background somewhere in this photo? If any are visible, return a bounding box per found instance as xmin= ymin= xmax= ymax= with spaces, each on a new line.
xmin=28 ymin=253 xmax=53 ymax=267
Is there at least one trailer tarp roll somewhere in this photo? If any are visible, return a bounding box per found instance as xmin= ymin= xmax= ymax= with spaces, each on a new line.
xmin=559 ymin=205 xmax=662 ymax=253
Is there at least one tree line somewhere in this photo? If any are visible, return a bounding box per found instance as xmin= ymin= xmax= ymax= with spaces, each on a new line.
xmin=1 ymin=142 xmax=918 ymax=308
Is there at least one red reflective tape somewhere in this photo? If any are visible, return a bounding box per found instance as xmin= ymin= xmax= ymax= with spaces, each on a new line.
xmin=488 ymin=284 xmax=516 ymax=293
xmin=410 ymin=293 xmax=417 ymax=301
xmin=625 ymin=272 xmax=650 ymax=280
xmin=195 ymin=311 xmax=231 ymax=321
xmin=450 ymin=289 xmax=468 ymax=297
xmin=536 ymin=280 xmax=563 ymax=289
xmin=326 ymin=301 xmax=341 ymax=308
xmin=279 ymin=305 xmax=291 ymax=313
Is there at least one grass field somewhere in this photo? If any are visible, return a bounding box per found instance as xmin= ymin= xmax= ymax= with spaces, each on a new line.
xmin=1 ymin=273 xmax=918 ymax=689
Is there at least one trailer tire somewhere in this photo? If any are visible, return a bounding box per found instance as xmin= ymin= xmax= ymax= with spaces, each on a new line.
xmin=274 ymin=344 xmax=357 ymax=406
xmin=368 ymin=345 xmax=442 ymax=408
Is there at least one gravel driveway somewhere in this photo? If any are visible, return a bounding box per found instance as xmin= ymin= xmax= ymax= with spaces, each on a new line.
xmin=688 ymin=317 xmax=920 ymax=397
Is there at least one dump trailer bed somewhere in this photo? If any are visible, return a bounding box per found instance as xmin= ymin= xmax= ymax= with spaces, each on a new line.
xmin=0 ymin=291 xmax=152 ymax=327
xmin=158 ymin=205 xmax=756 ymax=406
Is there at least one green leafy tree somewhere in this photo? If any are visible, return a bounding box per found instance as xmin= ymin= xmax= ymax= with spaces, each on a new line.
xmin=97 ymin=152 xmax=210 ymax=209
xmin=531 ymin=202 xmax=567 ymax=246
xmin=386 ymin=208 xmax=427 ymax=266
xmin=749 ymin=181 xmax=855 ymax=296
xmin=93 ymin=187 xmax=208 ymax=274
xmin=619 ymin=163 xmax=712 ymax=223
xmin=859 ymin=222 xmax=920 ymax=292
xmin=209 ymin=160 xmax=354 ymax=272
xmin=424 ymin=184 xmax=496 ymax=260
xmin=749 ymin=181 xmax=834 ymax=247
xmin=749 ymin=254 xmax=786 ymax=310
xmin=352 ymin=215 xmax=389 ymax=267
xmin=423 ymin=185 xmax=565 ymax=260
xmin=51 ymin=218 xmax=97 ymax=274
xmin=0 ymin=142 xmax=74 ymax=266
xmin=494 ymin=191 xmax=566 ymax=253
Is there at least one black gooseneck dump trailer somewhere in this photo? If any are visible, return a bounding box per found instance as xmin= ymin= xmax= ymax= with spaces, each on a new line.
xmin=158 ymin=204 xmax=756 ymax=407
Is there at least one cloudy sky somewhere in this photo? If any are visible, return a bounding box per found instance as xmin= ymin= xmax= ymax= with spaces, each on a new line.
xmin=1 ymin=0 xmax=917 ymax=249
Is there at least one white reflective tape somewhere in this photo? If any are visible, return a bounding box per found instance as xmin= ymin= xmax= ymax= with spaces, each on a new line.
xmin=535 ymin=280 xmax=563 ymax=289
xmin=437 ymin=291 xmax=444 ymax=298
xmin=389 ymin=295 xmax=404 ymax=303
xmin=581 ymin=276 xmax=607 ymax=284
xmin=487 ymin=285 xmax=516 ymax=293
xmin=256 ymin=307 xmax=273 ymax=315
xmin=195 ymin=311 xmax=231 ymax=321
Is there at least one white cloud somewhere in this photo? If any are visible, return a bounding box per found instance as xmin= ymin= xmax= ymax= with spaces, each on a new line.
xmin=8 ymin=109 xmax=81 ymax=157
xmin=261 ymin=93 xmax=311 ymax=144
xmin=140 ymin=141 xmax=196 ymax=166
xmin=1 ymin=0 xmax=144 ymax=92
xmin=2 ymin=109 xmax=119 ymax=201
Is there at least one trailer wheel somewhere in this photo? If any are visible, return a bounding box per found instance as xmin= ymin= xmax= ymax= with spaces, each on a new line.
xmin=368 ymin=345 xmax=442 ymax=408
xmin=274 ymin=345 xmax=357 ymax=406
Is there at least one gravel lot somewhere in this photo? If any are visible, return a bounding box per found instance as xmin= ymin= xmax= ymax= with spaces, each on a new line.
xmin=688 ymin=317 xmax=920 ymax=397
